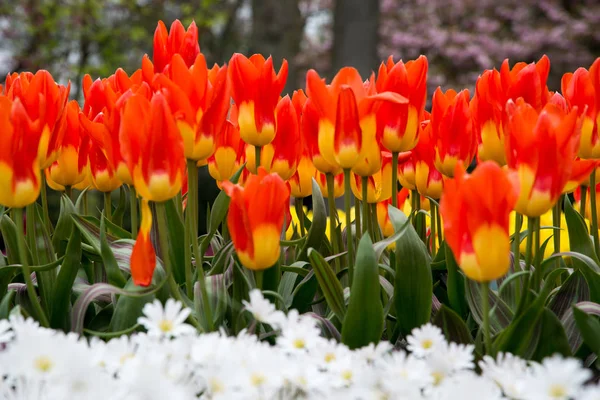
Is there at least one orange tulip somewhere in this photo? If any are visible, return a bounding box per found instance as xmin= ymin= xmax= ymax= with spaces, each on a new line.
xmin=229 ymin=54 xmax=288 ymax=147
xmin=377 ymin=188 xmax=411 ymax=237
xmin=306 ymin=68 xmax=407 ymax=170
xmin=152 ymin=19 xmax=200 ymax=74
xmin=0 ymin=95 xmax=44 ymax=208
xmin=87 ymin=136 xmax=121 ymax=193
xmin=155 ymin=55 xmax=230 ymax=161
xmin=46 ymin=100 xmax=88 ymax=188
xmin=120 ymin=92 xmax=186 ymax=203
xmin=316 ymin=171 xmax=345 ymax=198
xmin=4 ymin=70 xmax=70 ymax=169
xmin=432 ymin=88 xmax=476 ymax=177
xmin=351 ymin=152 xmax=396 ymax=203
xmin=130 ymin=199 xmax=156 ymax=286
xmin=302 ymin=97 xmax=341 ymax=175
xmin=562 ymin=59 xmax=600 ymax=159
xmin=500 ymin=55 xmax=550 ymax=112
xmin=414 ymin=122 xmax=444 ymax=199
xmin=245 ymin=95 xmax=301 ymax=180
xmin=223 ymin=167 xmax=290 ymax=270
xmin=440 ymin=162 xmax=518 ymax=282
xmin=289 ymin=90 xmax=316 ymax=198
xmin=505 ymin=99 xmax=581 ymax=217
xmin=376 ymin=55 xmax=428 ymax=153
xmin=208 ymin=120 xmax=245 ymax=188
xmin=563 ymin=158 xmax=600 ymax=194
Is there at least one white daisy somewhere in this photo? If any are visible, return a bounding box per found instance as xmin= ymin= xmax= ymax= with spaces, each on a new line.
xmin=523 ymin=354 xmax=591 ymax=400
xmin=242 ymin=289 xmax=286 ymax=327
xmin=0 ymin=319 xmax=13 ymax=345
xmin=425 ymin=341 xmax=475 ymax=385
xmin=355 ymin=341 xmax=393 ymax=364
xmin=579 ymin=384 xmax=600 ymax=400
xmin=137 ymin=299 xmax=195 ymax=338
xmin=479 ymin=352 xmax=529 ymax=399
xmin=276 ymin=309 xmax=324 ymax=353
xmin=406 ymin=323 xmax=447 ymax=358
xmin=429 ymin=371 xmax=504 ymax=400
xmin=377 ymin=350 xmax=433 ymax=390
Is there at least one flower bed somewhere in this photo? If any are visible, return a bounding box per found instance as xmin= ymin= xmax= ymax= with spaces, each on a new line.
xmin=0 ymin=292 xmax=597 ymax=400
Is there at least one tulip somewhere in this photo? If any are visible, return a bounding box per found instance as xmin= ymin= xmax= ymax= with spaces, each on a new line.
xmin=440 ymin=161 xmax=517 ymax=282
xmin=289 ymin=90 xmax=316 ymax=198
xmin=563 ymin=158 xmax=600 ymax=194
xmin=152 ymin=19 xmax=200 ymax=73
xmin=505 ymin=99 xmax=581 ymax=217
xmin=0 ymin=95 xmax=44 ymax=208
xmin=351 ymin=152 xmax=394 ymax=203
xmin=500 ymin=54 xmax=550 ymax=112
xmin=414 ymin=122 xmax=444 ymax=199
xmin=223 ymin=167 xmax=290 ymax=270
xmin=156 ymin=55 xmax=230 ymax=161
xmin=208 ymin=121 xmax=245 ymax=188
xmin=562 ymin=59 xmax=600 ymax=159
xmin=432 ymin=88 xmax=476 ymax=178
xmin=376 ymin=55 xmax=428 ymax=153
xmin=377 ymin=188 xmax=411 ymax=237
xmin=316 ymin=171 xmax=345 ymax=198
xmin=88 ymin=137 xmax=122 ymax=193
xmin=130 ymin=199 xmax=156 ymax=286
xmin=302 ymin=97 xmax=341 ymax=175
xmin=46 ymin=100 xmax=87 ymax=189
xmin=229 ymin=54 xmax=288 ymax=147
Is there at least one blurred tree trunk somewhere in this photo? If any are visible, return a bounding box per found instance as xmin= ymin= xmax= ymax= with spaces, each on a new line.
xmin=332 ymin=0 xmax=380 ymax=78
xmin=249 ymin=0 xmax=304 ymax=94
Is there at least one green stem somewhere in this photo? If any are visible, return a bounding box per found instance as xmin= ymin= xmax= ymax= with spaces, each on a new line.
xmin=14 ymin=208 xmax=49 ymax=327
xmin=83 ymin=190 xmax=89 ymax=215
xmin=532 ymin=216 xmax=542 ymax=290
xmin=515 ymin=216 xmax=536 ymax=316
xmin=255 ymin=146 xmax=262 ymax=171
xmin=553 ymin=197 xmax=562 ymax=258
xmin=430 ymin=201 xmax=437 ymax=256
xmin=104 ymin=192 xmax=112 ymax=222
xmin=412 ymin=190 xmax=425 ymax=243
xmin=391 ymin=152 xmax=399 ymax=208
xmin=512 ymin=212 xmax=523 ymax=272
xmin=344 ymin=169 xmax=355 ymax=284
xmin=580 ymin=184 xmax=588 ymax=217
xmin=254 ymin=270 xmax=264 ymax=290
xmin=361 ymin=176 xmax=369 ymax=237
xmin=326 ymin=173 xmax=340 ymax=272
xmin=370 ymin=203 xmax=381 ymax=242
xmin=355 ymin=199 xmax=362 ymax=239
xmin=481 ymin=281 xmax=491 ymax=355
xmin=436 ymin=201 xmax=443 ymax=250
xmin=187 ymin=161 xmax=214 ymax=331
xmin=295 ymin=199 xmax=305 ymax=237
xmin=129 ymin=186 xmax=139 ymax=237
xmin=65 ymin=185 xmax=73 ymax=202
xmin=155 ymin=201 xmax=201 ymax=330
xmin=590 ymin=169 xmax=600 ymax=258
xmin=40 ymin=173 xmax=53 ymax=233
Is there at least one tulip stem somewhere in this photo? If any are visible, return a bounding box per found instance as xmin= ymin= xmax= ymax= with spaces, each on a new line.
xmin=326 ymin=173 xmax=340 ymax=272
xmin=255 ymin=146 xmax=262 ymax=171
xmin=580 ymin=184 xmax=588 ymax=217
xmin=186 ymin=160 xmax=214 ymax=331
xmin=254 ymin=270 xmax=264 ymax=290
xmin=344 ymin=168 xmax=355 ymax=284
xmin=355 ymin=199 xmax=362 ymax=239
xmin=590 ymin=169 xmax=600 ymax=258
xmin=104 ymin=192 xmax=112 ymax=222
xmin=83 ymin=191 xmax=89 ymax=215
xmin=436 ymin=202 xmax=443 ymax=250
xmin=361 ymin=176 xmax=370 ymax=238
xmin=430 ymin=202 xmax=437 ymax=256
xmin=516 ymin=216 xmax=536 ymax=316
xmin=481 ymin=281 xmax=491 ymax=355
xmin=370 ymin=203 xmax=381 ymax=242
xmin=553 ymin=198 xmax=562 ymax=258
xmin=532 ymin=215 xmax=542 ymax=290
xmin=129 ymin=186 xmax=138 ymax=237
xmin=391 ymin=152 xmax=399 ymax=208
xmin=40 ymin=173 xmax=53 ymax=233
xmin=14 ymin=208 xmax=49 ymax=327
xmin=65 ymin=185 xmax=73 ymax=202
xmin=156 ymin=201 xmax=201 ymax=330
xmin=512 ymin=212 xmax=523 ymax=272
xmin=295 ymin=199 xmax=305 ymax=237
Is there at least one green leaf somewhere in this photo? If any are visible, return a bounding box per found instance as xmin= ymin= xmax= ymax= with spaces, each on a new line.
xmin=297 ymin=179 xmax=327 ymax=262
xmin=112 ymin=186 xmax=128 ymax=226
xmin=573 ymin=305 xmax=600 ymax=357
xmin=341 ymin=235 xmax=384 ymax=349
xmin=531 ymin=308 xmax=572 ymax=361
xmin=0 ymin=215 xmax=22 ymax=265
xmin=465 ymin=279 xmax=513 ymax=335
xmin=443 ymin=242 xmax=468 ymax=317
xmin=564 ymin=196 xmax=600 ymax=264
xmin=389 ymin=207 xmax=432 ymax=336
xmin=374 ymin=206 xmax=411 ymax=259
xmin=50 ymin=227 xmax=82 ymax=330
xmin=195 ymin=273 xmax=228 ymax=328
xmin=308 ymin=248 xmax=346 ymax=322
xmin=162 ymin=198 xmax=186 ymax=285
xmin=207 ymin=164 xmax=245 ymax=238
xmin=110 ymin=279 xmax=155 ymax=332
xmin=545 ymin=252 xmax=600 ymax=303
xmin=100 ymin=214 xmax=127 ymax=288
xmin=549 ymin=270 xmax=589 ymax=319
xmin=0 ymin=290 xmax=15 ymax=319
xmin=433 ymin=304 xmax=473 ymax=345
xmin=52 ymin=194 xmax=76 ymax=255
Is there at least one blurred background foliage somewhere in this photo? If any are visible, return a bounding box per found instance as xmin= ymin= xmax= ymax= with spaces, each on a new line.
xmin=2 ymin=0 xmax=599 ymax=97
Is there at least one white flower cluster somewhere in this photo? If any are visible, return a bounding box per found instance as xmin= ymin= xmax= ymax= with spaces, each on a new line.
xmin=0 ymin=292 xmax=597 ymax=400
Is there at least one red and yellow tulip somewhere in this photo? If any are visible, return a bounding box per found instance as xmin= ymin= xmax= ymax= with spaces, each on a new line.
xmin=440 ymin=162 xmax=518 ymax=282
xmin=414 ymin=121 xmax=444 ymax=199
xmin=152 ymin=19 xmax=200 ymax=74
xmin=223 ymin=167 xmax=290 ymax=270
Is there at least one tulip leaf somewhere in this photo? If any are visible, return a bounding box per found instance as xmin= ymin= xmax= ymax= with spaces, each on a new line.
xmin=545 ymin=252 xmax=600 ymax=303
xmin=341 ymin=235 xmax=383 ymax=349
xmin=195 ymin=273 xmax=229 ymax=328
xmin=110 ymin=279 xmax=155 ymax=332
xmin=298 ymin=179 xmax=327 ymax=262
xmin=573 ymin=305 xmax=600 ymax=357
xmin=308 ymin=248 xmax=346 ymax=322
xmin=52 ymin=194 xmax=76 ymax=256
xmin=531 ymin=307 xmax=572 ymax=361
xmin=207 ymin=163 xmax=245 ymax=239
xmin=373 ymin=205 xmax=411 ymax=259
xmin=0 ymin=290 xmax=15 ymax=320
xmin=1 ymin=214 xmax=25 ymax=265
xmin=162 ymin=198 xmax=186 ymax=285
xmin=100 ymin=214 xmax=127 ymax=288
xmin=465 ymin=279 xmax=513 ymax=335
xmin=112 ymin=186 xmax=128 ymax=226
xmin=388 ymin=207 xmax=432 ymax=337
xmin=564 ymin=196 xmax=600 ymax=264
xmin=549 ymin=270 xmax=590 ymax=319
xmin=433 ymin=304 xmax=473 ymax=345
xmin=443 ymin=242 xmax=468 ymax=318
xmin=50 ymin=227 xmax=82 ymax=331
